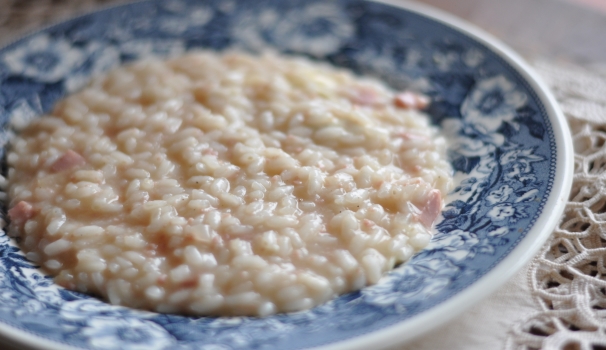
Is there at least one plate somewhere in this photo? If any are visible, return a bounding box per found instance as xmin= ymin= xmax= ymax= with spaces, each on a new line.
xmin=0 ymin=0 xmax=573 ymax=349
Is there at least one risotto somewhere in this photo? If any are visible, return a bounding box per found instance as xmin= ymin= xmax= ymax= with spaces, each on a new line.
xmin=6 ymin=52 xmax=452 ymax=316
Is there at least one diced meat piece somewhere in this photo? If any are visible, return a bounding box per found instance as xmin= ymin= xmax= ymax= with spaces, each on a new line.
xmin=180 ymin=278 xmax=198 ymax=289
xmin=419 ymin=190 xmax=442 ymax=228
xmin=346 ymin=86 xmax=384 ymax=106
xmin=363 ymin=219 xmax=375 ymax=228
xmin=51 ymin=150 xmax=85 ymax=172
xmin=8 ymin=201 xmax=34 ymax=225
xmin=394 ymin=91 xmax=430 ymax=110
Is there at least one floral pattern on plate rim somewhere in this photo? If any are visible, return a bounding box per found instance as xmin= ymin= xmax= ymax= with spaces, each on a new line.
xmin=0 ymin=0 xmax=555 ymax=349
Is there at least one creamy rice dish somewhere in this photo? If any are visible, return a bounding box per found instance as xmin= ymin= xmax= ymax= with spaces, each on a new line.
xmin=6 ymin=52 xmax=452 ymax=316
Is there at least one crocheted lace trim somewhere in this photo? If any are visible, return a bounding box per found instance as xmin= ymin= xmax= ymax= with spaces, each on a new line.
xmin=507 ymin=61 xmax=606 ymax=350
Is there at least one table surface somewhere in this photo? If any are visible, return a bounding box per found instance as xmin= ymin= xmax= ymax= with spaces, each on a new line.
xmin=0 ymin=0 xmax=602 ymax=349
xmin=422 ymin=0 xmax=606 ymax=64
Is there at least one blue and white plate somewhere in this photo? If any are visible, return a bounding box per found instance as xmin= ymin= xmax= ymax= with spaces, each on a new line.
xmin=0 ymin=0 xmax=573 ymax=349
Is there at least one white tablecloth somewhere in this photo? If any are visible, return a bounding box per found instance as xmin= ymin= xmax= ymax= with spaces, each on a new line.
xmin=400 ymin=263 xmax=538 ymax=349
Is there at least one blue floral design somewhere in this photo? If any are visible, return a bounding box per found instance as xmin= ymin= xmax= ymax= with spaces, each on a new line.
xmin=461 ymin=75 xmax=528 ymax=137
xmin=157 ymin=1 xmax=214 ymax=35
xmin=118 ymin=39 xmax=186 ymax=61
xmin=82 ymin=318 xmax=175 ymax=350
xmin=0 ymin=0 xmax=558 ymax=349
xmin=64 ymin=42 xmax=120 ymax=93
xmin=232 ymin=3 xmax=354 ymax=57
xmin=59 ymin=299 xmax=145 ymax=322
xmin=1 ymin=34 xmax=85 ymax=83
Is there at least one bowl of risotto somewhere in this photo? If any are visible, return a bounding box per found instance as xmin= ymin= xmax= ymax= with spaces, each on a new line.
xmin=0 ymin=0 xmax=572 ymax=349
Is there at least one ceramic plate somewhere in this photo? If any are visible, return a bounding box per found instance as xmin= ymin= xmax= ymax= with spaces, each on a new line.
xmin=0 ymin=0 xmax=573 ymax=349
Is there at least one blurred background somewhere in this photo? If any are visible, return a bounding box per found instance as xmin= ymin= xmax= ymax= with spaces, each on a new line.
xmin=422 ymin=0 xmax=606 ymax=64
xmin=0 ymin=0 xmax=604 ymax=64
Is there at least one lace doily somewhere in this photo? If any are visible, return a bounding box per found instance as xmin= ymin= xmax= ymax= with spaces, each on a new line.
xmin=506 ymin=61 xmax=606 ymax=349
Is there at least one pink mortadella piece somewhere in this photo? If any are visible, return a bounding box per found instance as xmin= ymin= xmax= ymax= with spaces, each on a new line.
xmin=349 ymin=86 xmax=384 ymax=106
xmin=419 ymin=189 xmax=442 ymax=228
xmin=394 ymin=91 xmax=430 ymax=110
xmin=8 ymin=201 xmax=34 ymax=226
xmin=51 ymin=150 xmax=86 ymax=172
